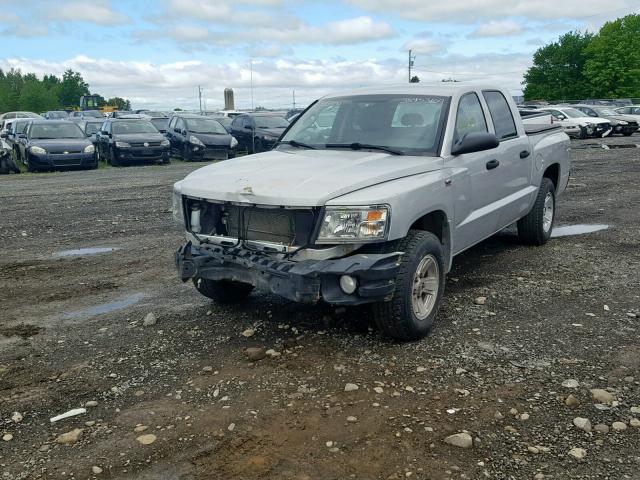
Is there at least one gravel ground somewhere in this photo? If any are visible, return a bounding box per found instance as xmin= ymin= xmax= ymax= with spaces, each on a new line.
xmin=0 ymin=135 xmax=639 ymax=480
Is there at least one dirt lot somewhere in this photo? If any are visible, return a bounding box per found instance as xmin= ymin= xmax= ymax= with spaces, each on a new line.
xmin=1 ymin=136 xmax=639 ymax=480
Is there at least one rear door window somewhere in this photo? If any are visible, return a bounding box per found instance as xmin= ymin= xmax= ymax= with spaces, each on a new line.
xmin=454 ymin=93 xmax=487 ymax=144
xmin=482 ymin=91 xmax=517 ymax=140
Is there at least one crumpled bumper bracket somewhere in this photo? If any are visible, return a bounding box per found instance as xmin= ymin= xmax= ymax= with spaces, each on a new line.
xmin=176 ymin=241 xmax=402 ymax=305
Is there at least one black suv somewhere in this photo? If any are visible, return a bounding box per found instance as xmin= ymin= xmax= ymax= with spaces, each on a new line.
xmin=230 ymin=113 xmax=289 ymax=154
xmin=166 ymin=114 xmax=237 ymax=161
xmin=96 ymin=118 xmax=170 ymax=166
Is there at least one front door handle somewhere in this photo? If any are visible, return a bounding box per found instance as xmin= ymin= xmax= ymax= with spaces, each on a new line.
xmin=520 ymin=150 xmax=530 ymax=158
xmin=486 ymin=159 xmax=500 ymax=170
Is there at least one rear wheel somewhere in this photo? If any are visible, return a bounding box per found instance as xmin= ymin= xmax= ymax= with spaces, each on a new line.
xmin=517 ymin=177 xmax=555 ymax=245
xmin=193 ymin=278 xmax=254 ymax=304
xmin=623 ymin=131 xmax=634 ymax=137
xmin=371 ymin=230 xmax=446 ymax=341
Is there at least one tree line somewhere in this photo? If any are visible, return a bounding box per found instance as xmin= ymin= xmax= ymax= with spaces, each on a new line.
xmin=523 ymin=14 xmax=640 ymax=101
xmin=0 ymin=68 xmax=131 ymax=113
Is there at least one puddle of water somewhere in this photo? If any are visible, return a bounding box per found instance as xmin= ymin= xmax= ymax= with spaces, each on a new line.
xmin=551 ymin=224 xmax=609 ymax=238
xmin=63 ymin=293 xmax=146 ymax=319
xmin=54 ymin=247 xmax=118 ymax=258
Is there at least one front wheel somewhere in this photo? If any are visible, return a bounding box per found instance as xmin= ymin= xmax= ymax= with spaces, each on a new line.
xmin=517 ymin=177 xmax=555 ymax=245
xmin=372 ymin=230 xmax=446 ymax=341
xmin=193 ymin=278 xmax=254 ymax=304
xmin=183 ymin=144 xmax=192 ymax=161
xmin=109 ymin=147 xmax=120 ymax=166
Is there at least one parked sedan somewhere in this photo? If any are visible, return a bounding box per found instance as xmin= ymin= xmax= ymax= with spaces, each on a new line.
xmin=44 ymin=111 xmax=69 ymax=120
xmin=541 ymin=106 xmax=612 ymax=139
xmin=574 ymin=105 xmax=639 ymax=136
xmin=166 ymin=115 xmax=237 ymax=161
xmin=69 ymin=110 xmax=104 ymax=121
xmin=96 ymin=118 xmax=170 ymax=166
xmin=0 ymin=111 xmax=42 ymax=130
xmin=230 ymin=113 xmax=289 ymax=154
xmin=18 ymin=121 xmax=96 ymax=172
xmin=615 ymin=105 xmax=640 ymax=125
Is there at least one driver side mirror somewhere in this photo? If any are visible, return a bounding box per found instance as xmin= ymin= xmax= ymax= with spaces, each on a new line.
xmin=174 ymin=127 xmax=181 ymax=133
xmin=17 ymin=133 xmax=26 ymax=139
xmin=451 ymin=132 xmax=500 ymax=156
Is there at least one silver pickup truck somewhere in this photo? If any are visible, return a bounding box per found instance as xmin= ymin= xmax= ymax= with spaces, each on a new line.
xmin=174 ymin=84 xmax=570 ymax=341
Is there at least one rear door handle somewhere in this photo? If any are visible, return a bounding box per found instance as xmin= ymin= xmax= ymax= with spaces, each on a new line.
xmin=486 ymin=159 xmax=500 ymax=170
xmin=520 ymin=150 xmax=530 ymax=158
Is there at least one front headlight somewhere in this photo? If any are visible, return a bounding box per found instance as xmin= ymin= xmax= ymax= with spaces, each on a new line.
xmin=263 ymin=134 xmax=277 ymax=141
xmin=115 ymin=141 xmax=131 ymax=148
xmin=172 ymin=183 xmax=184 ymax=224
xmin=230 ymin=136 xmax=238 ymax=148
xmin=30 ymin=146 xmax=46 ymax=154
xmin=161 ymin=139 xmax=170 ymax=147
xmin=189 ymin=135 xmax=204 ymax=147
xmin=84 ymin=144 xmax=95 ymax=153
xmin=317 ymin=206 xmax=390 ymax=243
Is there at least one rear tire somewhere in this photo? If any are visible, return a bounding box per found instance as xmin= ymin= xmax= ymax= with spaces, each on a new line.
xmin=623 ymin=131 xmax=634 ymax=137
xmin=371 ymin=230 xmax=446 ymax=341
xmin=517 ymin=177 xmax=555 ymax=245
xmin=193 ymin=278 xmax=254 ymax=304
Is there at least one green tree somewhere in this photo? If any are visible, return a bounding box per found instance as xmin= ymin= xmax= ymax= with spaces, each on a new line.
xmin=584 ymin=14 xmax=640 ymax=98
xmin=523 ymin=31 xmax=593 ymax=101
xmin=410 ymin=75 xmax=420 ymax=83
xmin=58 ymin=69 xmax=89 ymax=108
xmin=106 ymin=96 xmax=131 ymax=110
xmin=19 ymin=79 xmax=59 ymax=112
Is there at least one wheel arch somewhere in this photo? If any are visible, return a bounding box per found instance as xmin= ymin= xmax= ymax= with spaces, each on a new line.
xmin=406 ymin=209 xmax=452 ymax=272
xmin=543 ymin=163 xmax=560 ymax=190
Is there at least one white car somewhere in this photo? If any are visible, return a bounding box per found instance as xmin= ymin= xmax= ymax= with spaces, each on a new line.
xmin=541 ymin=106 xmax=611 ymax=139
xmin=615 ymin=105 xmax=640 ymax=124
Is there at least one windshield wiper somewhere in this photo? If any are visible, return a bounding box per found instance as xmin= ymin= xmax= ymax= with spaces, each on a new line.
xmin=280 ymin=140 xmax=317 ymax=150
xmin=325 ymin=142 xmax=404 ymax=155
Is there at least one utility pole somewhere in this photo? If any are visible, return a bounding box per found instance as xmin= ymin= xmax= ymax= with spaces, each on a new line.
xmin=198 ymin=85 xmax=203 ymax=114
xmin=408 ymin=50 xmax=415 ymax=83
xmin=250 ymin=60 xmax=254 ymax=111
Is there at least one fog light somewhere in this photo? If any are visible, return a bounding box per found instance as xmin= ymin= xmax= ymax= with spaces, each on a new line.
xmin=339 ymin=275 xmax=358 ymax=294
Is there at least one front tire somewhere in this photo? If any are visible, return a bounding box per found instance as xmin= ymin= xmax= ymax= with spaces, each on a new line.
xmin=193 ymin=278 xmax=254 ymax=304
xmin=517 ymin=177 xmax=555 ymax=245
xmin=372 ymin=230 xmax=446 ymax=341
xmin=183 ymin=144 xmax=192 ymax=161
xmin=109 ymin=147 xmax=120 ymax=166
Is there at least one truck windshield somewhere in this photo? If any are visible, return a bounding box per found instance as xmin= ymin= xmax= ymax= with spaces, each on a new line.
xmin=280 ymin=94 xmax=449 ymax=156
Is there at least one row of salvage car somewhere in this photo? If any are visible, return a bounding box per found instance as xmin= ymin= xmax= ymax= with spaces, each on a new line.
xmin=520 ymin=104 xmax=640 ymax=139
xmin=0 ymin=110 xmax=293 ymax=173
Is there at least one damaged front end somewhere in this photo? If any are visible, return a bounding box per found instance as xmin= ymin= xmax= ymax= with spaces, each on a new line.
xmin=174 ymin=196 xmax=402 ymax=305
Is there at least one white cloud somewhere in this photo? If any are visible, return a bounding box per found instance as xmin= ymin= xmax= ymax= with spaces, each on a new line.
xmin=471 ymin=20 xmax=523 ymax=37
xmin=401 ymin=38 xmax=443 ymax=54
xmin=0 ymin=53 xmax=530 ymax=110
xmin=346 ymin=0 xmax=639 ymax=22
xmin=45 ymin=1 xmax=129 ymax=25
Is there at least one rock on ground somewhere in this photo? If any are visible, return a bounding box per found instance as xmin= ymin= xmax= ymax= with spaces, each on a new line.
xmin=443 ymin=432 xmax=473 ymax=449
xmin=590 ymin=389 xmax=615 ymax=405
xmin=136 ymin=434 xmax=157 ymax=445
xmin=56 ymin=428 xmax=83 ymax=445
xmin=568 ymin=448 xmax=587 ymax=460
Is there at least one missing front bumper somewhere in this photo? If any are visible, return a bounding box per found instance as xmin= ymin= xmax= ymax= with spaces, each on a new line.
xmin=176 ymin=242 xmax=402 ymax=305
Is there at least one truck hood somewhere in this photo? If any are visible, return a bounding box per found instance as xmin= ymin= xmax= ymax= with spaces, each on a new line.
xmin=178 ymin=149 xmax=444 ymax=206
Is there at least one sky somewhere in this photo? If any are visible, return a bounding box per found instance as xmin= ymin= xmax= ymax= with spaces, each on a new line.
xmin=0 ymin=0 xmax=638 ymax=111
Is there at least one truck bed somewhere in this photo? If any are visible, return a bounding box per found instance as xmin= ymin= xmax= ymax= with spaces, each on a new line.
xmin=525 ymin=124 xmax=563 ymax=135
